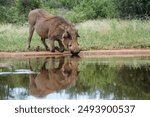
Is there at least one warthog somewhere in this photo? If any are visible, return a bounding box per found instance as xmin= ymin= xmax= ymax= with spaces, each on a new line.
xmin=27 ymin=9 xmax=80 ymax=54
xmin=29 ymin=57 xmax=79 ymax=97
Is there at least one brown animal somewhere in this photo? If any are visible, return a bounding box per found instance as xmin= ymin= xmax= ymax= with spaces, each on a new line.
xmin=27 ymin=9 xmax=80 ymax=54
xmin=29 ymin=56 xmax=79 ymax=97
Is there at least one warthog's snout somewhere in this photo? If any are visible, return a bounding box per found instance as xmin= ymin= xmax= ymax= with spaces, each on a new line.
xmin=69 ymin=40 xmax=80 ymax=55
xmin=70 ymin=46 xmax=80 ymax=55
xmin=71 ymin=50 xmax=80 ymax=55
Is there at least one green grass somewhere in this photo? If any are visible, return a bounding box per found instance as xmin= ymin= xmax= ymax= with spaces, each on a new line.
xmin=77 ymin=19 xmax=150 ymax=50
xmin=1 ymin=19 xmax=150 ymax=52
xmin=0 ymin=24 xmax=44 ymax=52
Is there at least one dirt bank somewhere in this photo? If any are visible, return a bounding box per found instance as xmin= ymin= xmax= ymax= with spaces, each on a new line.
xmin=1 ymin=49 xmax=150 ymax=58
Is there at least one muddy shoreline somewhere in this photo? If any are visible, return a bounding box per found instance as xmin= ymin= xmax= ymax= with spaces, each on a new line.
xmin=1 ymin=49 xmax=150 ymax=58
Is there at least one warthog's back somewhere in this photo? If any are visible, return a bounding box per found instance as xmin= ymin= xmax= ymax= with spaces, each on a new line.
xmin=28 ymin=9 xmax=54 ymax=25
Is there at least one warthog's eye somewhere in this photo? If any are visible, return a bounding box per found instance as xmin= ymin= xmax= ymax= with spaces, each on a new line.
xmin=62 ymin=30 xmax=71 ymax=39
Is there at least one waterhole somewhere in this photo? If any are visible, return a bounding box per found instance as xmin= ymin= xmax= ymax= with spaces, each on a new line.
xmin=0 ymin=56 xmax=150 ymax=100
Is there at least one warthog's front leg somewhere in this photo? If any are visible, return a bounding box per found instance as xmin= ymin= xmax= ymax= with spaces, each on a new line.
xmin=55 ymin=40 xmax=65 ymax=52
xmin=49 ymin=38 xmax=55 ymax=52
xmin=41 ymin=38 xmax=49 ymax=51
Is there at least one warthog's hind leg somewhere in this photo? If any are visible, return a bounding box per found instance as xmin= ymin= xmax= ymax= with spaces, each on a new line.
xmin=55 ymin=40 xmax=65 ymax=52
xmin=27 ymin=25 xmax=35 ymax=49
xmin=49 ymin=39 xmax=55 ymax=52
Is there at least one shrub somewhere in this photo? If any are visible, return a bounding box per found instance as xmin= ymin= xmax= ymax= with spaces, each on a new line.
xmin=65 ymin=2 xmax=96 ymax=22
xmin=0 ymin=4 xmax=19 ymax=23
xmin=65 ymin=0 xmax=117 ymax=22
xmin=42 ymin=0 xmax=63 ymax=9
xmin=17 ymin=0 xmax=42 ymax=14
xmin=115 ymin=0 xmax=150 ymax=19
xmin=17 ymin=0 xmax=42 ymax=22
xmin=1 ymin=0 xmax=150 ymax=23
xmin=60 ymin=0 xmax=80 ymax=9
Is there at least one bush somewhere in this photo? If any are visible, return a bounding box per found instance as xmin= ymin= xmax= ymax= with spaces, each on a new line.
xmin=65 ymin=1 xmax=96 ymax=22
xmin=5 ymin=7 xmax=20 ymax=23
xmin=115 ymin=0 xmax=150 ymax=19
xmin=0 ymin=6 xmax=19 ymax=23
xmin=17 ymin=0 xmax=42 ymax=22
xmin=0 ymin=6 xmax=6 ymax=22
xmin=0 ymin=0 xmax=42 ymax=23
xmin=42 ymin=0 xmax=63 ymax=9
xmin=91 ymin=0 xmax=117 ymax=18
xmin=0 ymin=0 xmax=14 ymax=6
xmin=60 ymin=0 xmax=80 ymax=9
xmin=1 ymin=0 xmax=150 ymax=23
xmin=17 ymin=0 xmax=42 ymax=14
xmin=65 ymin=0 xmax=117 ymax=22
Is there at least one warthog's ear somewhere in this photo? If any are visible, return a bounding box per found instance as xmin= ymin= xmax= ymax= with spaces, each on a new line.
xmin=62 ymin=30 xmax=71 ymax=39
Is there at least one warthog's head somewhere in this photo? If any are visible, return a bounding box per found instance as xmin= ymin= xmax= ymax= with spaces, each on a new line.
xmin=62 ymin=26 xmax=80 ymax=55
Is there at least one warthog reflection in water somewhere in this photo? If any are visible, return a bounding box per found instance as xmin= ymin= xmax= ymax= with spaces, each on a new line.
xmin=29 ymin=56 xmax=80 ymax=98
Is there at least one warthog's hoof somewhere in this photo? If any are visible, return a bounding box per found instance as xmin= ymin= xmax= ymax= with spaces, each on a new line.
xmin=46 ymin=47 xmax=50 ymax=51
xmin=35 ymin=46 xmax=40 ymax=51
xmin=51 ymin=49 xmax=55 ymax=52
xmin=55 ymin=47 xmax=64 ymax=52
xmin=26 ymin=45 xmax=30 ymax=50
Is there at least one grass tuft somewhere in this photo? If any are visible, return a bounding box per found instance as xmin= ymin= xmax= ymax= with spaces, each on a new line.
xmin=77 ymin=19 xmax=150 ymax=50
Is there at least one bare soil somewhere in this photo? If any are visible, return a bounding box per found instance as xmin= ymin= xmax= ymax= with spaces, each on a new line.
xmin=1 ymin=49 xmax=150 ymax=58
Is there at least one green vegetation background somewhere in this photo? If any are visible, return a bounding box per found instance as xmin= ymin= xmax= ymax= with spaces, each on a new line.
xmin=0 ymin=0 xmax=150 ymax=24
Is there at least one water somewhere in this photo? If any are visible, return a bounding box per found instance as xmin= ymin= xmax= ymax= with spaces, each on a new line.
xmin=0 ymin=56 xmax=150 ymax=100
